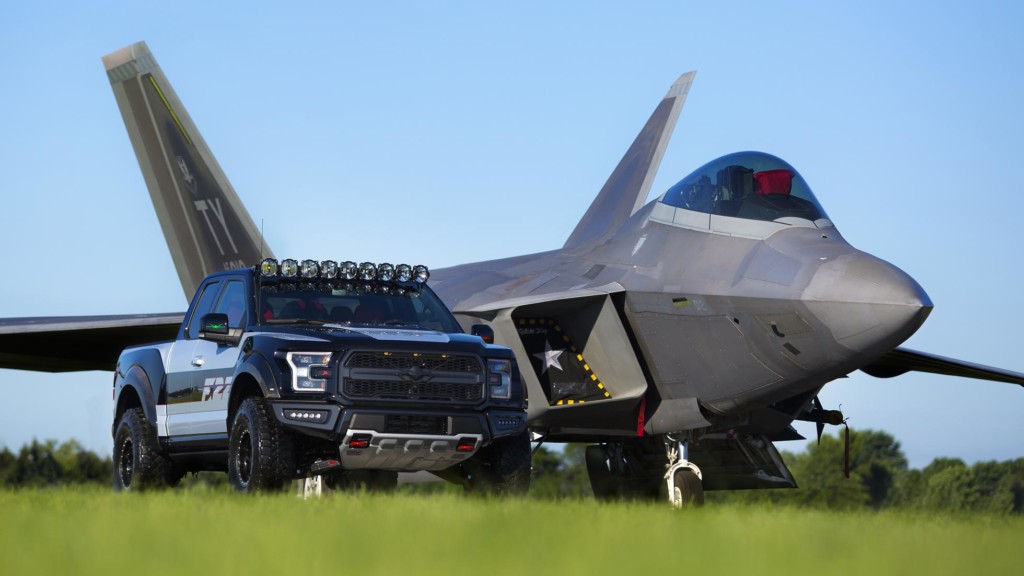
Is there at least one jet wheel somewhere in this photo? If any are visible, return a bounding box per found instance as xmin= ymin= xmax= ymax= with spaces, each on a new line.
xmin=670 ymin=468 xmax=704 ymax=508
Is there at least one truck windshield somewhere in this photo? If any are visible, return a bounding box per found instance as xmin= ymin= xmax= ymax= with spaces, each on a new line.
xmin=259 ymin=284 xmax=462 ymax=333
xmin=659 ymin=151 xmax=829 ymax=224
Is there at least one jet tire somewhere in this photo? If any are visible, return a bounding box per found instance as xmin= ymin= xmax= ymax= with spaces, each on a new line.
xmin=671 ymin=468 xmax=705 ymax=508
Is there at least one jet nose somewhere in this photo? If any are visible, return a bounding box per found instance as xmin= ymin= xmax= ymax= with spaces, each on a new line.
xmin=803 ymin=252 xmax=932 ymax=356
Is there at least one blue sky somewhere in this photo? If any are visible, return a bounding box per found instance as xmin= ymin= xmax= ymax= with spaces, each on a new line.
xmin=0 ymin=1 xmax=1022 ymax=468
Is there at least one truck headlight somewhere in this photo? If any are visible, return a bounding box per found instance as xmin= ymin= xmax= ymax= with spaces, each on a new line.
xmin=286 ymin=352 xmax=332 ymax=392
xmin=487 ymin=358 xmax=512 ymax=399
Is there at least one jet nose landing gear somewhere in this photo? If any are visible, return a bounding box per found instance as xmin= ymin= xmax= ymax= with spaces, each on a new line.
xmin=664 ymin=435 xmax=704 ymax=508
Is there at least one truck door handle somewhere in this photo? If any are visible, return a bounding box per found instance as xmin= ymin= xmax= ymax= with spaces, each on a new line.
xmin=191 ymin=356 xmax=205 ymax=367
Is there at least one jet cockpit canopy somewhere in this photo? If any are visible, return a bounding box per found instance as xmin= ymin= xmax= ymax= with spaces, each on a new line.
xmin=658 ymin=151 xmax=829 ymax=226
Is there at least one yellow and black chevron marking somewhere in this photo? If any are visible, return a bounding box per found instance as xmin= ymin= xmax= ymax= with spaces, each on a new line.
xmin=516 ymin=317 xmax=612 ymax=406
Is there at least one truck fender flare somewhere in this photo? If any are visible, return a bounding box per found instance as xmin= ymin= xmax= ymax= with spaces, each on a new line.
xmin=116 ymin=363 xmax=160 ymax=434
xmin=228 ymin=352 xmax=278 ymax=418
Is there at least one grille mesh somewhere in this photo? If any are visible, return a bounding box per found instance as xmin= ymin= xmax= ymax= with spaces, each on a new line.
xmin=345 ymin=380 xmax=482 ymax=401
xmin=346 ymin=352 xmax=480 ymax=373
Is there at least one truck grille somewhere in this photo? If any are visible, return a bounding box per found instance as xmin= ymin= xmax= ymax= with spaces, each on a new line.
xmin=345 ymin=380 xmax=482 ymax=402
xmin=342 ymin=351 xmax=484 ymax=403
xmin=346 ymin=352 xmax=481 ymax=373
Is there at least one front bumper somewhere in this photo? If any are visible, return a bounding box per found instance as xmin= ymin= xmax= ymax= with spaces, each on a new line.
xmin=269 ymin=401 xmax=527 ymax=470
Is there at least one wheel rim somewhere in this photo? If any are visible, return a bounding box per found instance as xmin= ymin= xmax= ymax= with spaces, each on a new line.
xmin=118 ymin=436 xmax=134 ymax=488
xmin=236 ymin=428 xmax=253 ymax=486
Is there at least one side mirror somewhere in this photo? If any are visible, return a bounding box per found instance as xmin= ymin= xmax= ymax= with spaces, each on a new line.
xmin=200 ymin=313 xmax=229 ymax=335
xmin=471 ymin=324 xmax=495 ymax=344
xmin=200 ymin=312 xmax=239 ymax=345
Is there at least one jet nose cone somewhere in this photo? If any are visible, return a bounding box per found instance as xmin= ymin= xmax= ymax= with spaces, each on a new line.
xmin=804 ymin=253 xmax=932 ymax=356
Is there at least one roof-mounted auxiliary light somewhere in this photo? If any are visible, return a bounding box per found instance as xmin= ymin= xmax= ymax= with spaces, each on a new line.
xmin=395 ymin=264 xmax=412 ymax=282
xmin=260 ymin=258 xmax=279 ymax=277
xmin=320 ymin=260 xmax=338 ymax=279
xmin=280 ymin=259 xmax=299 ymax=278
xmin=413 ymin=265 xmax=429 ymax=284
xmin=339 ymin=261 xmax=358 ymax=280
xmin=300 ymin=259 xmax=319 ymax=279
xmin=358 ymin=262 xmax=377 ymax=281
xmin=255 ymin=259 xmax=429 ymax=283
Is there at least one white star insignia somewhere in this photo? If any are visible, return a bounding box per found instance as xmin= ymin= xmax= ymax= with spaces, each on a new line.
xmin=533 ymin=340 xmax=565 ymax=374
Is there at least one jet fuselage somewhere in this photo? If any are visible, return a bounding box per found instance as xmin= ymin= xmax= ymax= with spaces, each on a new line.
xmin=433 ymin=152 xmax=932 ymax=440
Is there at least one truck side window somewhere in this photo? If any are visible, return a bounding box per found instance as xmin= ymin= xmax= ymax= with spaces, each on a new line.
xmin=214 ymin=280 xmax=246 ymax=329
xmin=187 ymin=281 xmax=222 ymax=340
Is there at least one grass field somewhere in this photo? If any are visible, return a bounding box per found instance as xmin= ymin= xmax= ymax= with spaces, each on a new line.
xmin=1 ymin=487 xmax=1022 ymax=575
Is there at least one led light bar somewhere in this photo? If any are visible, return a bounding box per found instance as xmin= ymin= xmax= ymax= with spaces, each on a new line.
xmin=257 ymin=259 xmax=429 ymax=283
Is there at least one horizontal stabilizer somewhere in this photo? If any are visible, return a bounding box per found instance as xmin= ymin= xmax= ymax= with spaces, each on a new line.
xmin=862 ymin=347 xmax=1024 ymax=387
xmin=562 ymin=72 xmax=695 ymax=252
xmin=0 ymin=314 xmax=182 ymax=372
xmin=103 ymin=42 xmax=271 ymax=299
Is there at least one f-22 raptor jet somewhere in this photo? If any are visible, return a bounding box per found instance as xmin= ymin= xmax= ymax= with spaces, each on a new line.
xmin=1 ymin=42 xmax=1021 ymax=504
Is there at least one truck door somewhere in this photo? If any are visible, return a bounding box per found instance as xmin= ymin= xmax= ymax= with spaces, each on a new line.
xmin=165 ymin=278 xmax=246 ymax=440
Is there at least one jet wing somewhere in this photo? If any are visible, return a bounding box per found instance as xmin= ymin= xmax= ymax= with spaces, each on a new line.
xmin=861 ymin=346 xmax=1024 ymax=387
xmin=0 ymin=314 xmax=183 ymax=372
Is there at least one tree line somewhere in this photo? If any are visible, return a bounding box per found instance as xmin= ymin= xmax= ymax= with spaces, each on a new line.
xmin=3 ymin=430 xmax=1022 ymax=514
xmin=529 ymin=430 xmax=1024 ymax=514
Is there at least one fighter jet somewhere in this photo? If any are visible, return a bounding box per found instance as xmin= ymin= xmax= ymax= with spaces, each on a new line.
xmin=1 ymin=42 xmax=1021 ymax=504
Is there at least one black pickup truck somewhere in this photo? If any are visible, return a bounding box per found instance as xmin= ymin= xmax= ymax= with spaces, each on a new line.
xmin=111 ymin=259 xmax=529 ymax=493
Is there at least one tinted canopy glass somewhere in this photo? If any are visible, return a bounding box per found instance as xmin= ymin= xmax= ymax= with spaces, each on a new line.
xmin=660 ymin=151 xmax=828 ymax=223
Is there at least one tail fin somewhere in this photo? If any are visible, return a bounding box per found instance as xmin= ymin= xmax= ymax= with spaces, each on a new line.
xmin=103 ymin=42 xmax=271 ymax=299
xmin=562 ymin=72 xmax=695 ymax=252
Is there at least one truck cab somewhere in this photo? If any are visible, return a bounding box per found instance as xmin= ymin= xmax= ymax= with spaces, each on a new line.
xmin=111 ymin=259 xmax=529 ymax=493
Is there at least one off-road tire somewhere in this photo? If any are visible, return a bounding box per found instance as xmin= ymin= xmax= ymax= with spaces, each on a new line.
xmin=113 ymin=408 xmax=183 ymax=491
xmin=466 ymin=431 xmax=531 ymax=496
xmin=228 ymin=397 xmax=295 ymax=493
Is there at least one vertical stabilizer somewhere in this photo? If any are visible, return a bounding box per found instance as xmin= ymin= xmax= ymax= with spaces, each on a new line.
xmin=562 ymin=72 xmax=695 ymax=252
xmin=103 ymin=42 xmax=271 ymax=299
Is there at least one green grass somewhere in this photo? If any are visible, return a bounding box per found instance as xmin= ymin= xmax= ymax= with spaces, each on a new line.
xmin=1 ymin=487 xmax=1022 ymax=575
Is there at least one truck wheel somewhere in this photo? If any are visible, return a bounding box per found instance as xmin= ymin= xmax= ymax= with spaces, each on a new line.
xmin=228 ymin=397 xmax=295 ymax=492
xmin=112 ymin=407 xmax=181 ymax=491
xmin=467 ymin=431 xmax=531 ymax=496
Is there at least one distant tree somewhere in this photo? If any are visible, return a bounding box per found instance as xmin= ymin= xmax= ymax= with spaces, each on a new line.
xmin=0 ymin=447 xmax=14 ymax=484
xmin=12 ymin=439 xmax=63 ymax=487
xmin=922 ymin=462 xmax=978 ymax=512
xmin=849 ymin=430 xmax=908 ymax=508
xmin=784 ymin=433 xmax=870 ymax=510
xmin=53 ymin=439 xmax=110 ymax=484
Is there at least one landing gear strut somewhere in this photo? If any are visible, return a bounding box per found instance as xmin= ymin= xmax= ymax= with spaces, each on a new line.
xmin=584 ymin=434 xmax=705 ymax=507
xmin=664 ymin=435 xmax=704 ymax=508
